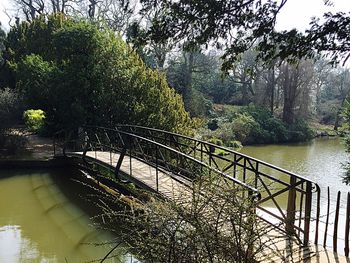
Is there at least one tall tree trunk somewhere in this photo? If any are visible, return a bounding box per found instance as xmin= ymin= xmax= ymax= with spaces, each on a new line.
xmin=283 ymin=97 xmax=295 ymax=124
xmin=241 ymin=81 xmax=249 ymax=105
xmin=334 ymin=97 xmax=346 ymax=131
xmin=282 ymin=65 xmax=298 ymax=125
xmin=182 ymin=52 xmax=194 ymax=112
xmin=269 ymin=67 xmax=276 ymax=115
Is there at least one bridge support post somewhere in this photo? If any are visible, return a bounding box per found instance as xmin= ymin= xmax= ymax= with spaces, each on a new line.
xmin=115 ymin=147 xmax=127 ymax=178
xmin=286 ymin=176 xmax=297 ymax=236
xmin=303 ymin=181 xmax=312 ymax=245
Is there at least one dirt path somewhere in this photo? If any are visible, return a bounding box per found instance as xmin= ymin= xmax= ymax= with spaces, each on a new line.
xmin=1 ymin=127 xmax=54 ymax=160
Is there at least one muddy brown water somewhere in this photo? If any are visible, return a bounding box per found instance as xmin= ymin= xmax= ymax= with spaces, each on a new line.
xmin=0 ymin=168 xmax=136 ymax=263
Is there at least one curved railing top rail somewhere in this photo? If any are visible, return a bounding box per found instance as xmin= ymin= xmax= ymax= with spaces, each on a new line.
xmin=115 ymin=124 xmax=317 ymax=185
xmin=56 ymin=124 xmax=319 ymax=245
xmin=78 ymin=125 xmax=261 ymax=198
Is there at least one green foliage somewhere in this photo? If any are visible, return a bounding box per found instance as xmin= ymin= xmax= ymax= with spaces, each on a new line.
xmin=0 ymin=23 xmax=5 ymax=66
xmin=17 ymin=54 xmax=56 ymax=110
xmin=0 ymin=88 xmax=26 ymax=154
xmin=228 ymin=140 xmax=242 ymax=149
xmin=287 ymin=119 xmax=315 ymax=142
xmin=166 ymin=53 xmax=213 ymax=117
xmin=98 ymin=174 xmax=268 ymax=263
xmin=207 ymin=118 xmax=218 ymax=130
xmin=202 ymin=105 xmax=313 ymax=146
xmin=231 ymin=112 xmax=258 ymax=143
xmin=0 ymin=88 xmax=22 ymax=131
xmin=137 ymin=0 xmax=289 ymax=71
xmin=23 ymin=109 xmax=46 ymax=132
xmin=6 ymin=15 xmax=192 ymax=134
xmin=244 ymin=105 xmax=289 ymax=143
xmin=342 ymin=98 xmax=350 ymax=184
xmin=137 ymin=0 xmax=350 ymax=69
xmin=184 ymin=89 xmax=212 ymax=117
xmin=208 ymin=137 xmax=223 ymax=146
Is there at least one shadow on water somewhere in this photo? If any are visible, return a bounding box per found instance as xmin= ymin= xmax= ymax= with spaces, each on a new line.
xmin=0 ymin=167 xmax=136 ymax=263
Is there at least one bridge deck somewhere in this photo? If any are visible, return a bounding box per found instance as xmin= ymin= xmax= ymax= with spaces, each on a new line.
xmin=64 ymin=150 xmax=348 ymax=262
xmin=67 ymin=151 xmax=193 ymax=201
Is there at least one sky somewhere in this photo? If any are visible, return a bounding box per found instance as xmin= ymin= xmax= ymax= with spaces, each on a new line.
xmin=275 ymin=0 xmax=350 ymax=31
xmin=0 ymin=0 xmax=349 ymax=31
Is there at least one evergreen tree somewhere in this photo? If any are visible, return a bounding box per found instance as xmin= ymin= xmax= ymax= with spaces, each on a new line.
xmin=3 ymin=14 xmax=193 ymax=133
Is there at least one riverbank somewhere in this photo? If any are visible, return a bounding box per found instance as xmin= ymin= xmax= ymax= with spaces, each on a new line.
xmin=0 ymin=127 xmax=54 ymax=160
xmin=310 ymin=122 xmax=346 ymax=138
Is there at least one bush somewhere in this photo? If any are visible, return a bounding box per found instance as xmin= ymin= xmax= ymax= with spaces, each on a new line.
xmin=231 ymin=112 xmax=259 ymax=144
xmin=1 ymin=134 xmax=27 ymax=155
xmin=207 ymin=118 xmax=219 ymax=131
xmin=23 ymin=109 xmax=45 ymax=132
xmin=0 ymin=88 xmax=22 ymax=131
xmin=202 ymin=105 xmax=313 ymax=145
xmin=228 ymin=140 xmax=242 ymax=149
xmin=9 ymin=14 xmax=193 ymax=134
xmin=242 ymin=105 xmax=287 ymax=142
xmin=208 ymin=137 xmax=224 ymax=146
xmin=95 ymin=173 xmax=270 ymax=262
xmin=287 ymin=119 xmax=314 ymax=142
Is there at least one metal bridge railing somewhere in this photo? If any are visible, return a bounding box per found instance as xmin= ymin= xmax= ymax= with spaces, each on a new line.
xmin=53 ymin=125 xmax=320 ymax=245
xmin=115 ymin=124 xmax=320 ymax=245
xmin=54 ymin=125 xmax=260 ymax=198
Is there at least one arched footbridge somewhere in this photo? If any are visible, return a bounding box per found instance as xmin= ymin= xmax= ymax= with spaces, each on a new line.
xmin=54 ymin=125 xmax=321 ymax=247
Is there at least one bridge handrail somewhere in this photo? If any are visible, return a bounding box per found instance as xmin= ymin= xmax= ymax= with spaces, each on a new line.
xmin=80 ymin=125 xmax=260 ymax=199
xmin=115 ymin=124 xmax=316 ymax=185
xmin=57 ymin=124 xmax=319 ymax=245
xmin=114 ymin=124 xmax=319 ymax=245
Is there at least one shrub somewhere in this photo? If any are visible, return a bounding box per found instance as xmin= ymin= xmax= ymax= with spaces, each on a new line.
xmin=0 ymin=88 xmax=22 ymax=131
xmin=228 ymin=140 xmax=242 ymax=149
xmin=201 ymin=105 xmax=313 ymax=146
xmin=208 ymin=137 xmax=224 ymax=146
xmin=23 ymin=109 xmax=45 ymax=132
xmin=207 ymin=118 xmax=219 ymax=131
xmin=212 ymin=122 xmax=236 ymax=144
xmin=10 ymin=15 xmax=193 ymax=134
xmin=287 ymin=119 xmax=314 ymax=142
xmin=231 ymin=112 xmax=259 ymax=144
xmin=2 ymin=134 xmax=27 ymax=155
xmin=95 ymin=173 xmax=270 ymax=263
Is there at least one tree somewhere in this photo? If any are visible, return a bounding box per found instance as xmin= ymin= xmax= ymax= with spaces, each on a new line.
xmin=11 ymin=0 xmax=77 ymax=20
xmin=166 ymin=50 xmax=216 ymax=117
xmin=4 ymin=14 xmax=193 ymax=133
xmin=132 ymin=0 xmax=350 ymax=73
xmin=328 ymin=68 xmax=350 ymax=130
xmin=230 ymin=50 xmax=257 ymax=105
xmin=0 ymin=23 xmax=5 ymax=66
xmin=279 ymin=61 xmax=314 ymax=124
xmin=253 ymin=62 xmax=279 ymax=114
xmin=9 ymin=0 xmax=137 ymax=33
xmin=137 ymin=0 xmax=287 ymax=71
xmin=0 ymin=24 xmax=7 ymax=89
xmin=255 ymin=11 xmax=350 ymax=67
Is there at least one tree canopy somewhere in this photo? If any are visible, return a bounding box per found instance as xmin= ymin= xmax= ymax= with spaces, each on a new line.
xmin=135 ymin=0 xmax=350 ymax=69
xmin=2 ymin=14 xmax=193 ymax=133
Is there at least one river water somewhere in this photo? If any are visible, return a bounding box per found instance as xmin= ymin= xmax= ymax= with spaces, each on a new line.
xmin=0 ymin=168 xmax=135 ymax=263
xmin=241 ymin=137 xmax=350 ymax=249
xmin=241 ymin=137 xmax=349 ymax=192
xmin=1 ymin=138 xmax=348 ymax=260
